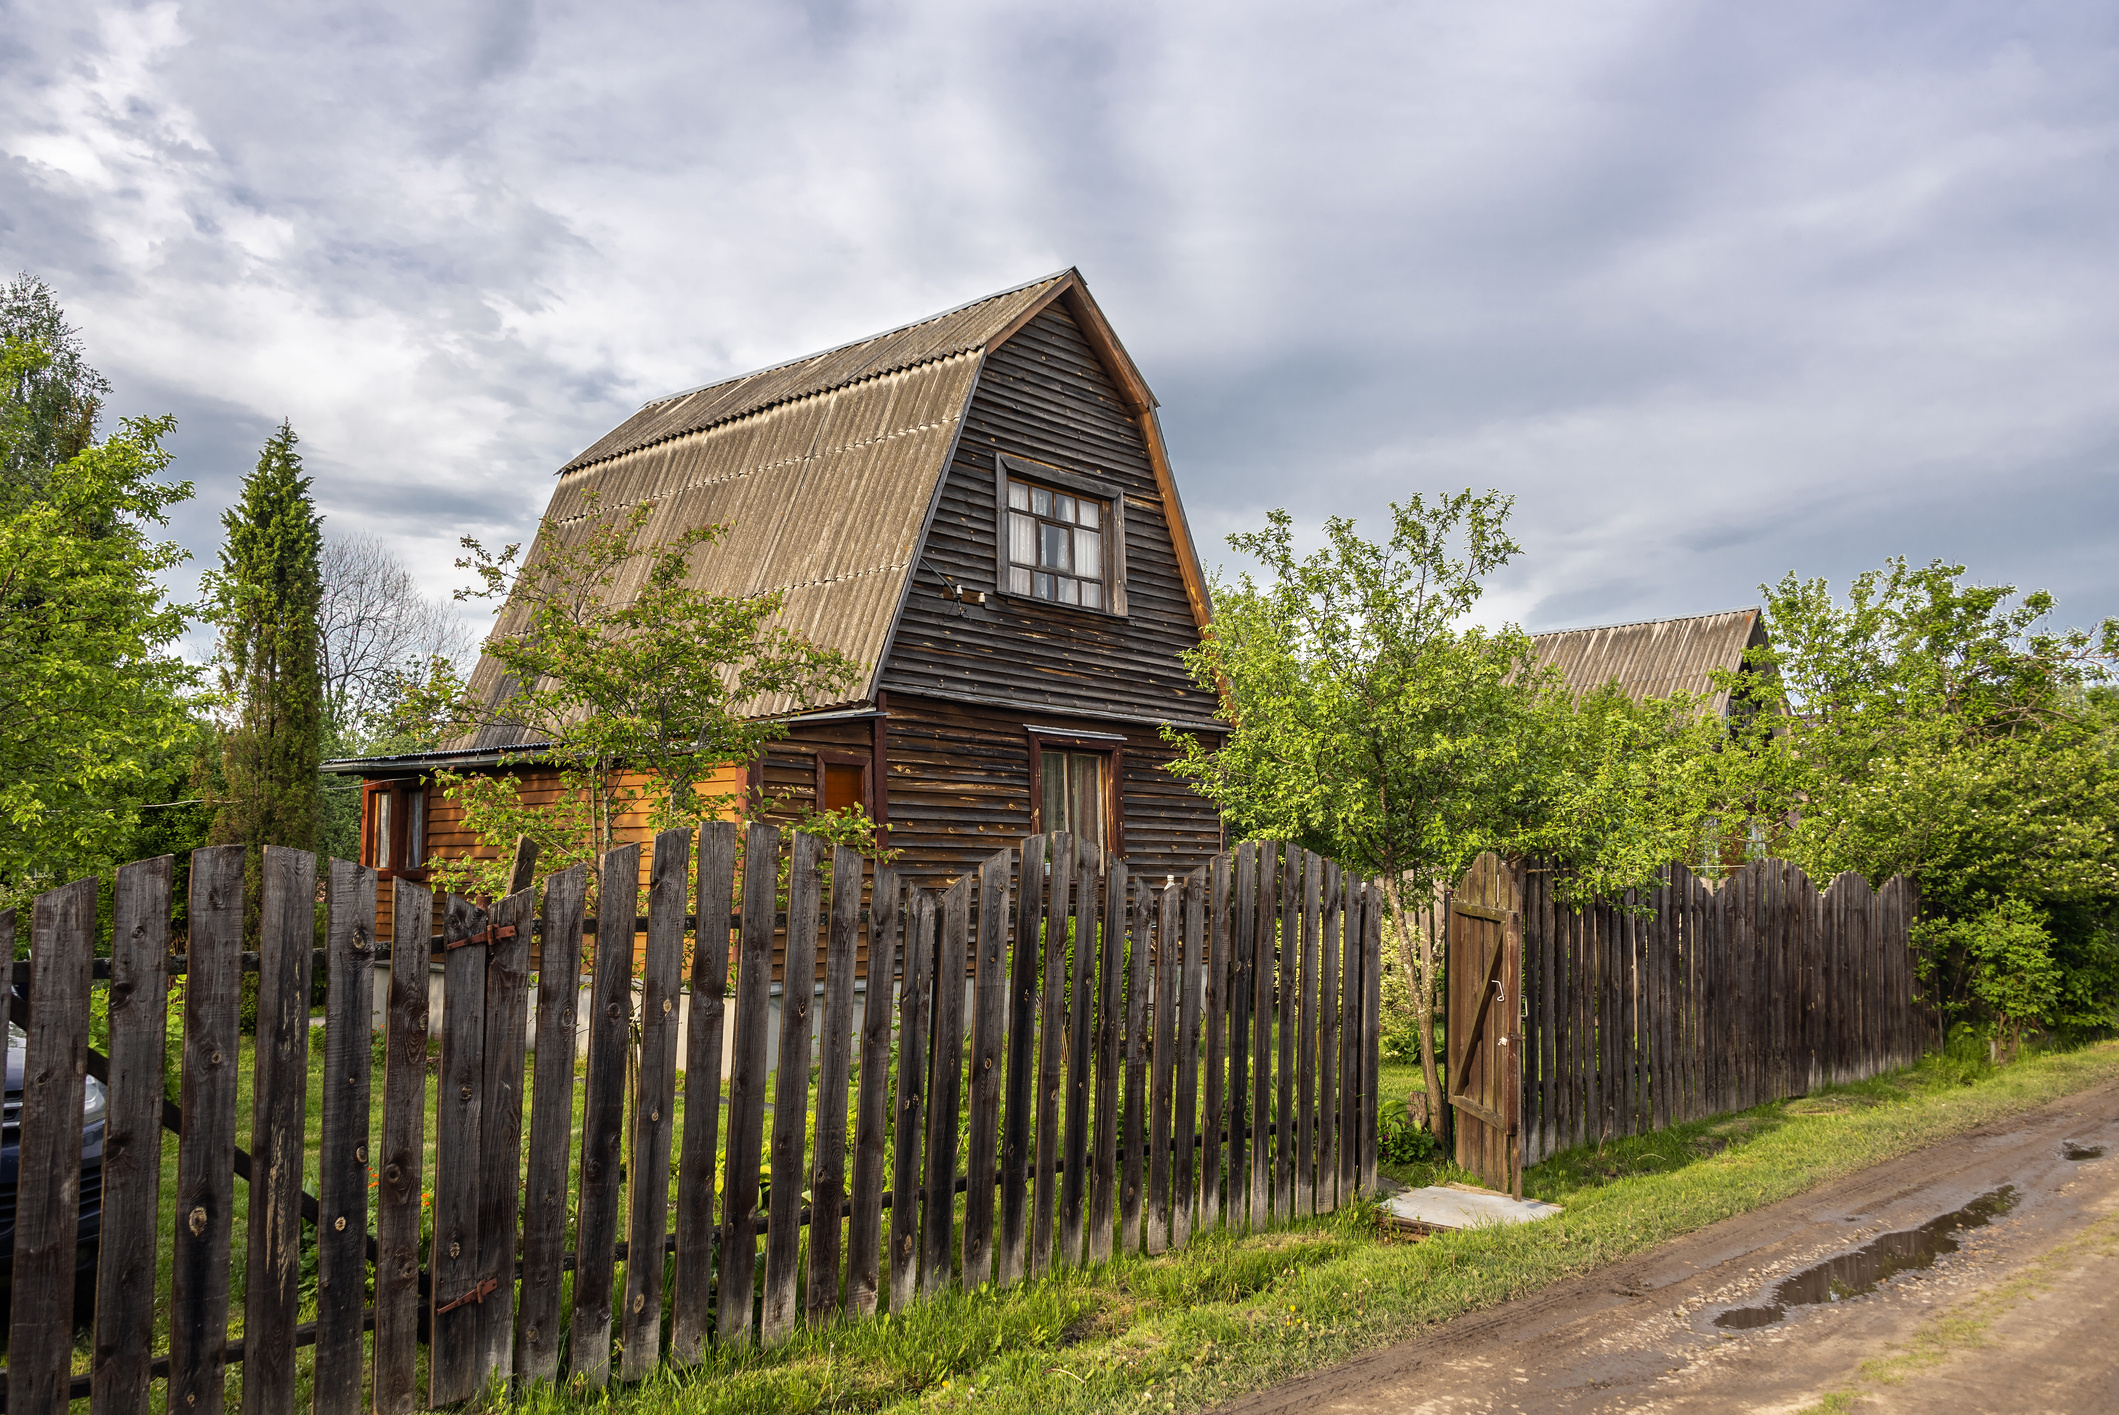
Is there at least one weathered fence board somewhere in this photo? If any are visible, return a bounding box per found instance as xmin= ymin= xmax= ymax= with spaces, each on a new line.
xmin=920 ymin=876 xmax=969 ymax=1296
xmin=998 ymin=834 xmax=1045 ymax=1287
xmin=1146 ymin=880 xmax=1178 ymax=1254
xmin=1173 ymin=865 xmax=1206 ymax=1245
xmin=763 ymin=832 xmax=824 ymax=1342
xmin=846 ymin=866 xmax=902 ymax=1317
xmin=621 ymin=829 xmax=689 ymax=1378
xmin=1201 ymin=854 xmax=1230 ymax=1231
xmin=888 ymin=885 xmax=932 ymax=1313
xmin=572 ymin=844 xmax=641 ymax=1384
xmin=1031 ymin=833 xmax=1073 ymax=1277
xmin=518 ymin=863 xmax=587 ymax=1382
xmin=168 ymin=845 xmax=244 ymax=1415
xmin=963 ymin=849 xmax=1011 ymax=1284
xmin=1060 ymin=849 xmax=1098 ymax=1268
xmin=1089 ymin=854 xmax=1125 ymax=1264
xmin=242 ymin=849 xmax=315 ymax=1415
xmin=430 ymin=894 xmax=489 ymax=1405
xmin=1502 ymin=858 xmax=1930 ymax=1175
xmin=1249 ymin=845 xmax=1274 ymax=1227
xmin=806 ymin=841 xmax=863 ymax=1323
xmin=94 ymin=856 xmax=173 ymax=1415
xmin=12 ymin=876 xmax=94 ymax=1414
xmin=1119 ymin=867 xmax=1149 ymax=1254
xmin=670 ymin=827 xmax=733 ymax=1365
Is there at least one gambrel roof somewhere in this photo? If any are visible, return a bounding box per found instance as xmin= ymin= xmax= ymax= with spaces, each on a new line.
xmin=1530 ymin=607 xmax=1768 ymax=717
xmin=450 ymin=269 xmax=1209 ymax=750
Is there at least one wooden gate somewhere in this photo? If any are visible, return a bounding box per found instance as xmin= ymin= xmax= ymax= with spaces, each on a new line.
xmin=1447 ymin=853 xmax=1522 ymax=1195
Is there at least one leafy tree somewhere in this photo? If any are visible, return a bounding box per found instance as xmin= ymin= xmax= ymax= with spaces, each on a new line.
xmin=1 ymin=273 xmax=109 ymax=493
xmin=1720 ymin=559 xmax=2119 ymax=1037
xmin=1167 ymin=494 xmax=1719 ymax=1130
xmin=398 ymin=491 xmax=863 ymax=898
xmin=0 ymin=338 xmax=198 ymax=903
xmin=208 ymin=421 xmax=325 ymax=853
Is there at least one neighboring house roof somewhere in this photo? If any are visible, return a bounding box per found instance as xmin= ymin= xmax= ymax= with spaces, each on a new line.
xmin=1529 ymin=607 xmax=1768 ymax=716
xmin=433 ymin=267 xmax=1205 ymax=755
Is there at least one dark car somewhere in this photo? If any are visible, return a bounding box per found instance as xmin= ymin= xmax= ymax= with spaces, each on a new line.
xmin=0 ymin=1021 xmax=106 ymax=1290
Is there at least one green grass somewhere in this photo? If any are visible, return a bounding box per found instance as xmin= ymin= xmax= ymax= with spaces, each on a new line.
xmin=506 ymin=1039 xmax=2119 ymax=1415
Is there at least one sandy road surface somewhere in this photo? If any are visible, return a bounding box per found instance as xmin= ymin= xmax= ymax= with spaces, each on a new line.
xmin=1221 ymin=1082 xmax=2119 ymax=1414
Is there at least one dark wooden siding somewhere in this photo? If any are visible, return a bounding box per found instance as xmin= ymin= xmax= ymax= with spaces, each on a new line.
xmin=755 ymin=719 xmax=879 ymax=819
xmin=879 ymin=303 xmax=1214 ymax=727
xmin=878 ymin=694 xmax=1219 ymax=892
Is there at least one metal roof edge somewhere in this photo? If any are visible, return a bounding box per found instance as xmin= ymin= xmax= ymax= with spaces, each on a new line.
xmin=636 ymin=267 xmax=1075 ymax=412
xmin=321 ymin=700 xmax=885 ymax=776
xmin=1530 ymin=606 xmax=1762 ymax=640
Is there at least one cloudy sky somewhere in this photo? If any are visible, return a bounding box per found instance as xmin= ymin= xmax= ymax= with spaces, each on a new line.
xmin=5 ymin=0 xmax=2116 ymax=643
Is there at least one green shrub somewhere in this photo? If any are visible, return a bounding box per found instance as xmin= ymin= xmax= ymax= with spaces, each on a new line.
xmin=1378 ymin=1095 xmax=1438 ymax=1164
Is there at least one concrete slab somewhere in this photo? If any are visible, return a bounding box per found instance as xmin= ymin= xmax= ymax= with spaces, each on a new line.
xmin=1385 ymin=1185 xmax=1562 ymax=1230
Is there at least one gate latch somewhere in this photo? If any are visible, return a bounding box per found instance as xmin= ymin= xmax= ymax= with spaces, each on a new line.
xmin=435 ymin=1276 xmax=500 ymax=1314
xmin=446 ymin=924 xmax=517 ymax=952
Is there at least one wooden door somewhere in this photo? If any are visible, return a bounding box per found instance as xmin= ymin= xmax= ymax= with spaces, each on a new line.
xmin=1448 ymin=853 xmax=1523 ymax=1194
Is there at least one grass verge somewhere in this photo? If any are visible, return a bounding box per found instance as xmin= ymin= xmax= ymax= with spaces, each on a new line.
xmin=515 ymin=1039 xmax=2119 ymax=1415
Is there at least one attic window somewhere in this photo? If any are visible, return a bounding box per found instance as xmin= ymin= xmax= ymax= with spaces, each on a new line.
xmin=995 ymin=455 xmax=1128 ymax=615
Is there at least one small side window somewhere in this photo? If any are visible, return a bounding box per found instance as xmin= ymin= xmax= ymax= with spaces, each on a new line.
xmin=814 ymin=751 xmax=873 ymax=817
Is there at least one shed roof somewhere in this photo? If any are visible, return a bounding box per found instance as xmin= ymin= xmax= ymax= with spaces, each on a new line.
xmin=1529 ymin=607 xmax=1767 ymax=716
xmin=447 ymin=267 xmax=1204 ymax=753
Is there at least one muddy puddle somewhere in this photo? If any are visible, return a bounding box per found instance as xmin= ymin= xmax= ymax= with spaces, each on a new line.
xmin=1713 ymin=1187 xmax=2018 ymax=1330
xmin=2062 ymin=1140 xmax=2105 ymax=1161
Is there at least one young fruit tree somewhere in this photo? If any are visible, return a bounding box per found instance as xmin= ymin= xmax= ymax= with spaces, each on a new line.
xmin=1169 ymin=492 xmax=1722 ymax=1137
xmin=394 ymin=491 xmax=863 ymax=898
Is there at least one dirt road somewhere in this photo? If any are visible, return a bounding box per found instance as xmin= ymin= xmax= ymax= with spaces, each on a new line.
xmin=1222 ymin=1082 xmax=2119 ymax=1413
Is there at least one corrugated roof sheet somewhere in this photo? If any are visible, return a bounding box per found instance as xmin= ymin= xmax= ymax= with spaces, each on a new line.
xmin=1530 ymin=607 xmax=1766 ymax=715
xmin=456 ymin=350 xmax=984 ymax=748
xmin=560 ymin=271 xmax=1070 ymax=474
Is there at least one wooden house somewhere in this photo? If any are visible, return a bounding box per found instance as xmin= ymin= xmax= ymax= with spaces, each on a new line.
xmin=1529 ymin=607 xmax=1773 ymax=716
xmin=325 ymin=269 xmax=1226 ymax=906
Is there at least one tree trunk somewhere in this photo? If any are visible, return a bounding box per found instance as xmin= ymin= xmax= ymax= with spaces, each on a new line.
xmin=1386 ymin=878 xmax=1446 ymax=1145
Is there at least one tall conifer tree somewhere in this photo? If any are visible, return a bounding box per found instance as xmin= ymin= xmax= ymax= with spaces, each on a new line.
xmin=211 ymin=421 xmax=323 ymax=851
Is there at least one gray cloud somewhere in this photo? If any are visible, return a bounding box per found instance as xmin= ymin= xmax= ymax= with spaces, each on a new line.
xmin=2 ymin=0 xmax=2114 ymax=646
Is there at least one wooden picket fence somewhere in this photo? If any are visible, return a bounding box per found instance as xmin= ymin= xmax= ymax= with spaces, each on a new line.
xmin=1512 ymin=858 xmax=1930 ymax=1168
xmin=0 ymin=829 xmax=1381 ymax=1412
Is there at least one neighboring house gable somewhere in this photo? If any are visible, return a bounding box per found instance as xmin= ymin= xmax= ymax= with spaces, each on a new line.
xmin=1529 ymin=607 xmax=1772 ymax=716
